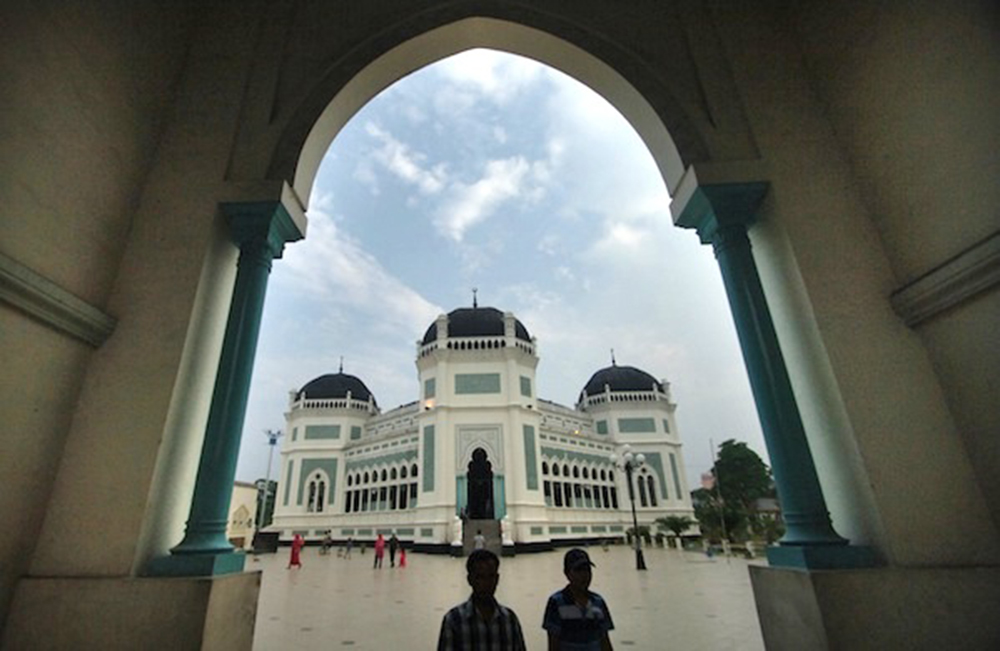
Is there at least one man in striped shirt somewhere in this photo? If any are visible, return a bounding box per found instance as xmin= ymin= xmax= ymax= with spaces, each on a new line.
xmin=437 ymin=549 xmax=527 ymax=651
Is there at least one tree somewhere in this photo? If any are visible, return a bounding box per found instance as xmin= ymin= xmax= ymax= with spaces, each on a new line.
xmin=713 ymin=439 xmax=771 ymax=515
xmin=697 ymin=440 xmax=774 ymax=542
xmin=656 ymin=515 xmax=694 ymax=538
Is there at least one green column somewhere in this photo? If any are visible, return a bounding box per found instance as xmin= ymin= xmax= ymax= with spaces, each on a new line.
xmin=146 ymin=200 xmax=303 ymax=577
xmin=676 ymin=182 xmax=874 ymax=569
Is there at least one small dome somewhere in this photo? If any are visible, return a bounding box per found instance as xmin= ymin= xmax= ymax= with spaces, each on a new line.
xmin=421 ymin=306 xmax=531 ymax=345
xmin=297 ymin=372 xmax=376 ymax=406
xmin=582 ymin=364 xmax=664 ymax=397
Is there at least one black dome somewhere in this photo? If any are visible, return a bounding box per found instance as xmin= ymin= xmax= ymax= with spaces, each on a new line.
xmin=422 ymin=306 xmax=531 ymax=345
xmin=297 ymin=373 xmax=376 ymax=405
xmin=582 ymin=365 xmax=663 ymax=397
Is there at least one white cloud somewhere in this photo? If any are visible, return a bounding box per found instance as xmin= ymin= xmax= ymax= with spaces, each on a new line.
xmin=434 ymin=156 xmax=531 ymax=241
xmin=435 ymin=49 xmax=544 ymax=106
xmin=365 ymin=122 xmax=448 ymax=194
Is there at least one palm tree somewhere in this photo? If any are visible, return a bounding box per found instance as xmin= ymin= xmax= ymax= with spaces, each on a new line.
xmin=655 ymin=515 xmax=694 ymax=549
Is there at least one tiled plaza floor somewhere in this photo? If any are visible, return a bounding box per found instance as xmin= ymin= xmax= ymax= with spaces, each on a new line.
xmin=251 ymin=545 xmax=766 ymax=650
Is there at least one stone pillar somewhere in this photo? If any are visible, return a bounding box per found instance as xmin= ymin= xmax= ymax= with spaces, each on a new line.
xmin=675 ymin=182 xmax=873 ymax=569
xmin=147 ymin=200 xmax=304 ymax=576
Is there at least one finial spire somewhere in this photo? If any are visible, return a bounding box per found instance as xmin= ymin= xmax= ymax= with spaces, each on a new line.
xmin=339 ymin=356 xmax=344 ymax=373
xmin=611 ymin=349 xmax=617 ymax=366
xmin=472 ymin=287 xmax=478 ymax=308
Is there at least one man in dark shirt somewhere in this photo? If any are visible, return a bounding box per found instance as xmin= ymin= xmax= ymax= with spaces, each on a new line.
xmin=438 ymin=549 xmax=527 ymax=651
xmin=543 ymin=548 xmax=615 ymax=650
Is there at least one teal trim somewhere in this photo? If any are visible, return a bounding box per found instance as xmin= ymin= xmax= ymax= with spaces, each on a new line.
xmin=357 ymin=529 xmax=373 ymax=536
xmin=520 ymin=376 xmax=532 ymax=397
xmin=292 ymin=530 xmax=309 ymax=536
xmin=423 ymin=426 xmax=435 ymax=491
xmin=297 ymin=458 xmax=338 ymax=507
xmin=610 ymin=525 xmax=624 ymax=532
xmin=421 ymin=528 xmax=434 ymax=537
xmin=425 ymin=377 xmax=436 ymax=398
xmin=342 ymin=529 xmax=355 ymax=535
xmin=456 ymin=477 xmax=467 ymax=517
xmin=571 ymin=526 xmax=588 ymax=533
xmin=455 ymin=373 xmax=501 ymax=394
xmin=644 ymin=453 xmax=668 ymax=500
xmin=376 ymin=528 xmax=393 ymax=535
xmin=669 ymin=453 xmax=682 ymax=499
xmin=523 ymin=425 xmax=538 ymax=490
xmin=618 ymin=417 xmax=656 ymax=433
xmin=494 ymin=476 xmax=506 ymax=519
xmin=596 ymin=421 xmax=608 ymax=435
xmin=541 ymin=446 xmax=611 ymax=467
xmin=530 ymin=526 xmax=544 ymax=535
xmin=304 ymin=425 xmax=340 ymax=440
xmin=345 ymin=449 xmax=418 ymax=472
xmin=592 ymin=526 xmax=607 ymax=532
xmin=662 ymin=419 xmax=670 ymax=433
xmin=397 ymin=528 xmax=415 ymax=535
xmin=283 ymin=461 xmax=294 ymax=506
xmin=292 ymin=427 xmax=298 ymax=442
xmin=350 ymin=426 xmax=362 ymax=440
xmin=550 ymin=526 xmax=567 ymax=534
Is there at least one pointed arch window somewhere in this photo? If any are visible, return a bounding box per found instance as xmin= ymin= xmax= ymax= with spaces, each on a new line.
xmin=646 ymin=475 xmax=658 ymax=507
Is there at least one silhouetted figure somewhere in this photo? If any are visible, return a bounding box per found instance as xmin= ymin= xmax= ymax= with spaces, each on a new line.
xmin=467 ymin=448 xmax=494 ymax=519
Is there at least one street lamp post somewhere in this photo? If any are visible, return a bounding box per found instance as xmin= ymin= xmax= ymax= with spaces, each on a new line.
xmin=254 ymin=429 xmax=283 ymax=545
xmin=610 ymin=444 xmax=647 ymax=571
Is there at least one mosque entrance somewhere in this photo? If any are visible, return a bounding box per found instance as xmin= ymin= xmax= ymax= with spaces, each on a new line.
xmin=466 ymin=447 xmax=495 ymax=520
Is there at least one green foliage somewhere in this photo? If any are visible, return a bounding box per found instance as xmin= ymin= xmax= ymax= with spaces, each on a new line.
xmin=655 ymin=515 xmax=694 ymax=537
xmin=693 ymin=440 xmax=777 ymax=542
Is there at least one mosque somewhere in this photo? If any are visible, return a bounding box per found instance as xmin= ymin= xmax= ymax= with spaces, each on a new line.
xmin=270 ymin=303 xmax=695 ymax=551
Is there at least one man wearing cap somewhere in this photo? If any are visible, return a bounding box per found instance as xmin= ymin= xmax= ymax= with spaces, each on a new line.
xmin=543 ymin=548 xmax=615 ymax=650
xmin=438 ymin=549 xmax=527 ymax=651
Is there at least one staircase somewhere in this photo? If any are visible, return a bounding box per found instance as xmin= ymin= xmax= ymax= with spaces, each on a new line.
xmin=463 ymin=519 xmax=502 ymax=556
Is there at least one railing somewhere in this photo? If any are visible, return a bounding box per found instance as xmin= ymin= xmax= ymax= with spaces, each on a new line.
xmin=417 ymin=336 xmax=536 ymax=357
xmin=291 ymin=397 xmax=378 ymax=414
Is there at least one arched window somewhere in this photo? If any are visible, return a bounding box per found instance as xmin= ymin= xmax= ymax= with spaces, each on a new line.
xmin=307 ymin=474 xmax=326 ymax=512
xmin=553 ymin=464 xmax=560 ymax=477
xmin=542 ymin=461 xmax=549 ymax=475
xmin=637 ymin=475 xmax=648 ymax=507
xmin=401 ymin=466 xmax=408 ymax=479
xmin=347 ymin=475 xmax=353 ymax=486
xmin=412 ymin=464 xmax=418 ymax=477
xmin=600 ymin=469 xmax=607 ymax=481
xmin=563 ymin=464 xmax=570 ymax=477
xmin=391 ymin=467 xmax=397 ymax=480
xmin=646 ymin=475 xmax=658 ymax=507
xmin=363 ymin=471 xmax=370 ymax=484
xmin=380 ymin=469 xmax=387 ymax=482
xmin=572 ymin=466 xmax=580 ymax=478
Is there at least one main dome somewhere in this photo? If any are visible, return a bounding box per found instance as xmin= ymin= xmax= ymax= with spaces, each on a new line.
xmin=581 ymin=364 xmax=664 ymax=397
xmin=421 ymin=306 xmax=531 ymax=345
xmin=296 ymin=372 xmax=376 ymax=406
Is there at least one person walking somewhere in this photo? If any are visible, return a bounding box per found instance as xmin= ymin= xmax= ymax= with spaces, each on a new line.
xmin=373 ymin=533 xmax=385 ymax=569
xmin=399 ymin=544 xmax=407 ymax=568
xmin=437 ymin=549 xmax=526 ymax=650
xmin=344 ymin=536 xmax=354 ymax=559
xmin=287 ymin=533 xmax=305 ymax=569
xmin=542 ymin=548 xmax=615 ymax=650
xmin=474 ymin=529 xmax=486 ymax=550
xmin=389 ymin=534 xmax=399 ymax=567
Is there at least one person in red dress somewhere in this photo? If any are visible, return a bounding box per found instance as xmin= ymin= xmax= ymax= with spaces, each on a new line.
xmin=373 ymin=533 xmax=386 ymax=569
xmin=287 ymin=533 xmax=304 ymax=569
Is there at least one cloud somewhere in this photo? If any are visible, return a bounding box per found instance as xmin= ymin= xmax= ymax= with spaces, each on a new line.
xmin=364 ymin=122 xmax=448 ymax=194
xmin=434 ymin=49 xmax=544 ymax=106
xmin=434 ymin=156 xmax=531 ymax=241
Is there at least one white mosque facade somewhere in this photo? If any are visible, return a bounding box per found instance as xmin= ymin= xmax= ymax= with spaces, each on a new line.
xmin=270 ymin=305 xmax=696 ymax=550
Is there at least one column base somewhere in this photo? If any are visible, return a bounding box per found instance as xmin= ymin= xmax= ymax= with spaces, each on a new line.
xmin=3 ymin=572 xmax=260 ymax=650
xmin=144 ymin=550 xmax=247 ymax=577
xmin=766 ymin=544 xmax=878 ymax=569
xmin=750 ymin=564 xmax=1000 ymax=650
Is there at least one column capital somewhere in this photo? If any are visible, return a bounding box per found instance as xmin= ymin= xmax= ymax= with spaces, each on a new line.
xmin=673 ymin=181 xmax=770 ymax=244
xmin=221 ymin=200 xmax=305 ymax=259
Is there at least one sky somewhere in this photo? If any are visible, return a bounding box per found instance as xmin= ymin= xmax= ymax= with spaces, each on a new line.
xmin=234 ymin=48 xmax=768 ymax=487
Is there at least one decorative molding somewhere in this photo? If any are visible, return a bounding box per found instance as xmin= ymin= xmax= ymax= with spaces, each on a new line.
xmin=0 ymin=251 xmax=116 ymax=347
xmin=456 ymin=426 xmax=503 ymax=473
xmin=891 ymin=231 xmax=1000 ymax=327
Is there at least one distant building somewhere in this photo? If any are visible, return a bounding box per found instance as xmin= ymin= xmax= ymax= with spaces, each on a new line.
xmin=228 ymin=481 xmax=258 ymax=550
xmin=270 ymin=304 xmax=696 ymax=550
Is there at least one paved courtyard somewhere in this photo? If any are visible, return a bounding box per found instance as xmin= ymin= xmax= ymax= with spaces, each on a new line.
xmin=251 ymin=544 xmax=766 ymax=650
